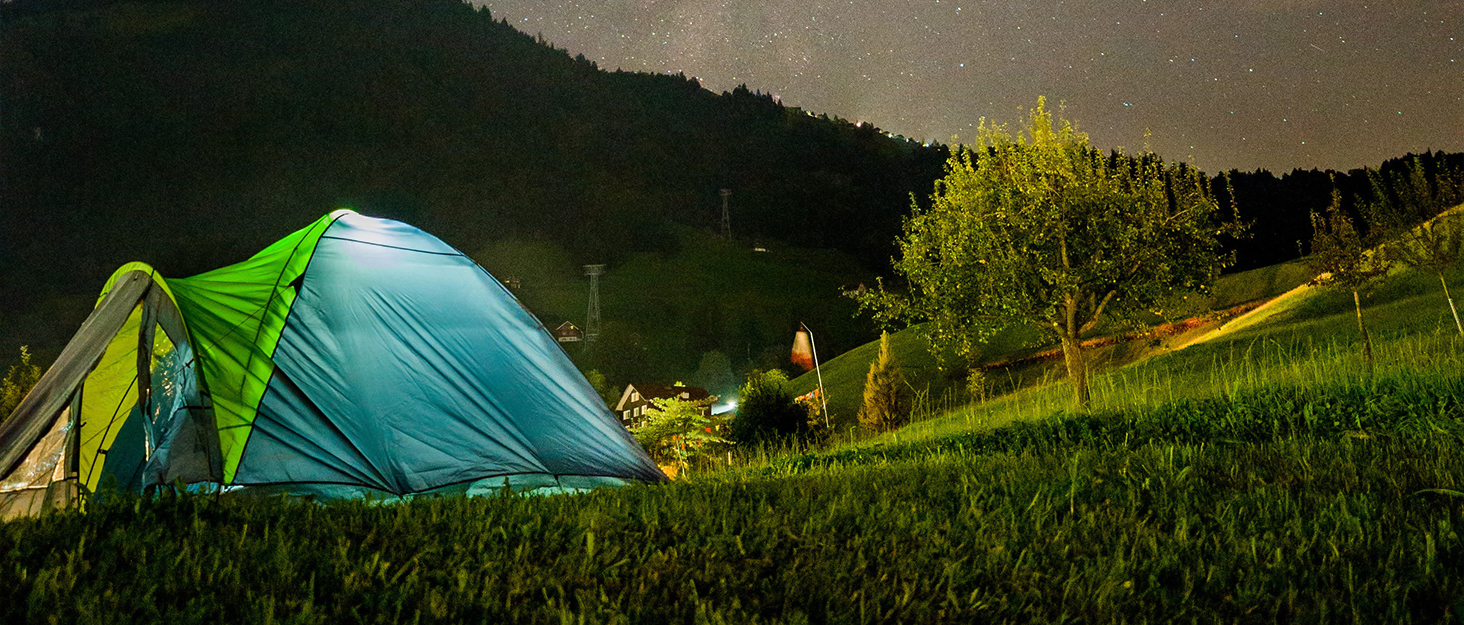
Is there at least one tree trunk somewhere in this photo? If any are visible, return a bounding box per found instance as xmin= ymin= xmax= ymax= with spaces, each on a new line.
xmin=1353 ymin=290 xmax=1374 ymax=366
xmin=1440 ymin=271 xmax=1463 ymax=336
xmin=1060 ymin=333 xmax=1090 ymax=408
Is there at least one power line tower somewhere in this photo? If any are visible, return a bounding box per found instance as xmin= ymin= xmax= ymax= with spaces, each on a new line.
xmin=719 ymin=188 xmax=732 ymax=240
xmin=583 ymin=264 xmax=605 ymax=342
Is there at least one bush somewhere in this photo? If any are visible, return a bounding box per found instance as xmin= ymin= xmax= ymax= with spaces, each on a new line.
xmin=966 ymin=368 xmax=989 ymax=403
xmin=630 ymin=395 xmax=726 ymax=473
xmin=857 ymin=332 xmax=911 ymax=432
xmin=0 ymin=346 xmax=42 ymax=422
xmin=729 ymin=369 xmax=812 ymax=444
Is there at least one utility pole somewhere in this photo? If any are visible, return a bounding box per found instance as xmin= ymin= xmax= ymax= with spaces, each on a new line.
xmin=584 ymin=264 xmax=605 ymax=342
xmin=719 ymin=188 xmax=732 ymax=240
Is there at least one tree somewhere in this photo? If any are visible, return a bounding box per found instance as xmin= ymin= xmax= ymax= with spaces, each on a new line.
xmin=1365 ymin=159 xmax=1464 ymax=335
xmin=857 ymin=332 xmax=911 ymax=432
xmin=729 ymin=369 xmax=810 ymax=444
xmin=689 ymin=351 xmax=737 ymax=399
xmin=1 ymin=346 xmax=42 ymax=422
xmin=630 ymin=395 xmax=726 ymax=474
xmin=582 ymin=369 xmax=619 ymax=407
xmin=862 ymin=98 xmax=1236 ymax=407
xmin=1305 ymin=187 xmax=1394 ymax=364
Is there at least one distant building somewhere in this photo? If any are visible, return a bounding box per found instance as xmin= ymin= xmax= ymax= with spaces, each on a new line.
xmin=500 ymin=275 xmax=522 ymax=290
xmin=554 ymin=321 xmax=584 ymax=342
xmin=614 ymin=383 xmax=712 ymax=428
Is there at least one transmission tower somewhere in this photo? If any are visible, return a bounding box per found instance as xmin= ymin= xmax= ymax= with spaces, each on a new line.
xmin=584 ymin=264 xmax=605 ymax=342
xmin=719 ymin=188 xmax=732 ymax=240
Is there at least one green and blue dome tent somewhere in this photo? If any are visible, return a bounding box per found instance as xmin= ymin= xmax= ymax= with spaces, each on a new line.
xmin=0 ymin=210 xmax=665 ymax=517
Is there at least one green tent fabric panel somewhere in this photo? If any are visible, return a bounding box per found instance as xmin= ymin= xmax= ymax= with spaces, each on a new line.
xmin=99 ymin=262 xmax=181 ymax=308
xmin=167 ymin=212 xmax=343 ymax=483
xmin=77 ymin=304 xmax=143 ymax=493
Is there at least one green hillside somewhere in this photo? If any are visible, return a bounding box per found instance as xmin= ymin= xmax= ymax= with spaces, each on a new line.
xmin=789 ymin=258 xmax=1317 ymax=430
xmin=470 ymin=228 xmax=878 ymax=394
xmin=867 ymin=259 xmax=1463 ymax=445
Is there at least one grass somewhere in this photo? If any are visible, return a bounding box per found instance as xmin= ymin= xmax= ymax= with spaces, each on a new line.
xmin=3 ymin=371 xmax=1463 ymax=623
xmin=887 ymin=260 xmax=1464 ymax=445
xmin=4 ymin=261 xmax=1464 ymax=622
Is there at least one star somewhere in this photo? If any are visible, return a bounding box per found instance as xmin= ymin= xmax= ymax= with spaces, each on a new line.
xmin=481 ymin=0 xmax=1462 ymax=173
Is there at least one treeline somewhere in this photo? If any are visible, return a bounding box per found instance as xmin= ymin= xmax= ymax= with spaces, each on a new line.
xmin=0 ymin=0 xmax=946 ymax=358
xmin=1216 ymin=150 xmax=1464 ymax=271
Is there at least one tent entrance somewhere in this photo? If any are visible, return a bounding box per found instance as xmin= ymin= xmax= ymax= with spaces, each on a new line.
xmin=0 ymin=268 xmax=220 ymax=518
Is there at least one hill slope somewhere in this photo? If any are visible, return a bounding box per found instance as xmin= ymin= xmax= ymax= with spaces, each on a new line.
xmin=0 ymin=0 xmax=947 ymax=360
xmin=791 ymin=259 xmax=1317 ymax=428
xmin=471 ymin=228 xmax=878 ymax=395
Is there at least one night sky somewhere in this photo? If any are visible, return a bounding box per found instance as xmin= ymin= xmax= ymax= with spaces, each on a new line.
xmin=480 ymin=0 xmax=1460 ymax=174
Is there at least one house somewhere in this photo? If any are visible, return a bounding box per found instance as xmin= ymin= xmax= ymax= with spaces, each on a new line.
xmin=614 ymin=383 xmax=712 ymax=428
xmin=554 ymin=321 xmax=583 ymax=342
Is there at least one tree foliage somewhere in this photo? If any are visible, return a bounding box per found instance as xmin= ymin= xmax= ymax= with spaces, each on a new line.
xmin=1305 ymin=187 xmax=1395 ymax=363
xmin=688 ymin=351 xmax=737 ymax=400
xmin=729 ymin=369 xmax=812 ymax=444
xmin=582 ymin=369 xmax=617 ymax=407
xmin=1364 ymin=157 xmax=1464 ymax=335
xmin=630 ymin=395 xmax=726 ymax=472
xmin=0 ymin=346 xmax=42 ymax=422
xmin=863 ymin=98 xmax=1236 ymax=407
xmin=857 ymin=332 xmax=910 ymax=433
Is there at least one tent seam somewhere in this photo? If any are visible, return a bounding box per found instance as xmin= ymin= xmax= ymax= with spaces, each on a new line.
xmin=229 ymin=212 xmax=347 ymax=483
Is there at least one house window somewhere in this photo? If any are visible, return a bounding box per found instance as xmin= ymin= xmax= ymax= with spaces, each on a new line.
xmin=623 ymin=410 xmax=631 ymax=421
xmin=632 ymin=391 xmax=640 ymax=402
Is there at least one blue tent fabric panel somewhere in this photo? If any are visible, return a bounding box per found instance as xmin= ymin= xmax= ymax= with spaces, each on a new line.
xmin=99 ymin=404 xmax=148 ymax=492
xmin=235 ymin=213 xmax=664 ymax=494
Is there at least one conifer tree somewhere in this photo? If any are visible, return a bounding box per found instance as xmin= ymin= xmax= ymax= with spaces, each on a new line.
xmin=858 ymin=332 xmax=910 ymax=433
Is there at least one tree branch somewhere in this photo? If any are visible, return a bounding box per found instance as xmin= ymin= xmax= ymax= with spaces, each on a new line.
xmin=1079 ymin=288 xmax=1119 ymax=335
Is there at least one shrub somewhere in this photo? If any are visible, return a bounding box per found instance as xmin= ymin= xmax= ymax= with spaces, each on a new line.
xmin=795 ymin=388 xmax=830 ymax=444
xmin=966 ymin=368 xmax=988 ymax=403
xmin=858 ymin=332 xmax=911 ymax=432
xmin=729 ymin=369 xmax=811 ymax=444
xmin=0 ymin=346 xmax=42 ymax=422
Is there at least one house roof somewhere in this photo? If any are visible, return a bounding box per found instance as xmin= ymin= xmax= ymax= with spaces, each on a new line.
xmin=615 ymin=383 xmax=712 ymax=410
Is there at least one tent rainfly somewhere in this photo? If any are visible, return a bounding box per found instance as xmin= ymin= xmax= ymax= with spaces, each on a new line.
xmin=0 ymin=210 xmax=665 ymax=518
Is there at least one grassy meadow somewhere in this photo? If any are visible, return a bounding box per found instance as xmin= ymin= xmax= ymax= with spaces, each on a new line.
xmin=4 ymin=261 xmax=1464 ymax=622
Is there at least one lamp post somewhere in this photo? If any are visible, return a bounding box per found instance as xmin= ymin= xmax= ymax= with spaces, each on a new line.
xmin=800 ymin=321 xmax=829 ymax=427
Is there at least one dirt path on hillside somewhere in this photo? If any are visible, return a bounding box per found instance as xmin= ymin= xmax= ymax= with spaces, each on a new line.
xmin=1168 ymin=280 xmax=1320 ymax=351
